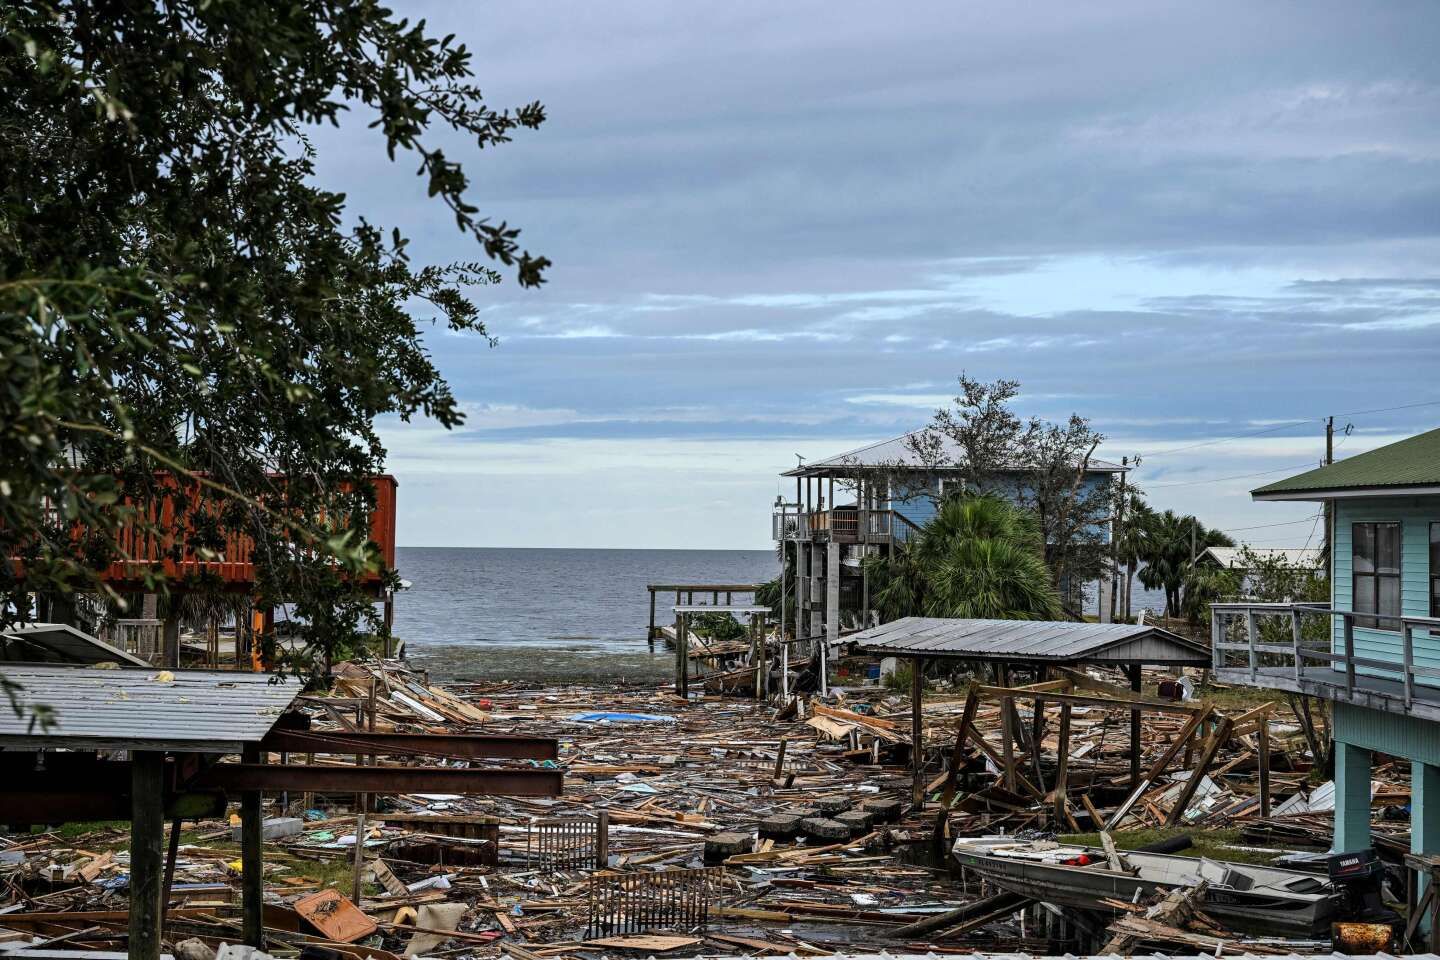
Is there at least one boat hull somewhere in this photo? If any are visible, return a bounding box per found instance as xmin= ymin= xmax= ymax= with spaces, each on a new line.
xmin=952 ymin=845 xmax=1341 ymax=938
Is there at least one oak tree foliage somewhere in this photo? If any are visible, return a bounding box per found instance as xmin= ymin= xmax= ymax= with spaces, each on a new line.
xmin=0 ymin=1 xmax=546 ymax=682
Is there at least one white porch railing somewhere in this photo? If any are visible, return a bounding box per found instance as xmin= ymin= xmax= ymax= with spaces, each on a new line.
xmin=1211 ymin=601 xmax=1440 ymax=708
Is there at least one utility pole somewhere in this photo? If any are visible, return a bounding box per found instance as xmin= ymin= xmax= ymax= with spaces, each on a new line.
xmin=1109 ymin=457 xmax=1128 ymax=624
xmin=1323 ymin=416 xmax=1335 ymax=577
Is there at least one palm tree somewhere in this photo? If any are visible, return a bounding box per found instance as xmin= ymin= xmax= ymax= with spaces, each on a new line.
xmin=866 ymin=494 xmax=1062 ymax=621
xmin=1134 ymin=509 xmax=1233 ymax=617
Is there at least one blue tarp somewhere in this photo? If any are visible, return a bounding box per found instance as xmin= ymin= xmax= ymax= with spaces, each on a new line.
xmin=569 ymin=711 xmax=675 ymax=723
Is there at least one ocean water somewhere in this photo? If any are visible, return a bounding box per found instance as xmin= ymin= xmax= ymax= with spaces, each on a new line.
xmin=393 ymin=546 xmax=777 ymax=652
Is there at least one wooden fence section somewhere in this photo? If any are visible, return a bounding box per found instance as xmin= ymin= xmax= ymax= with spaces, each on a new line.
xmin=586 ymin=865 xmax=722 ymax=937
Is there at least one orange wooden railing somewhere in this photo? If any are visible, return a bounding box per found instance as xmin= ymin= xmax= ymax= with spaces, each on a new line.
xmin=52 ymin=474 xmax=397 ymax=591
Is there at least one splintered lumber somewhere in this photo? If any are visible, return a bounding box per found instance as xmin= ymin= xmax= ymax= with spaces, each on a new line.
xmin=889 ymin=891 xmax=1028 ymax=938
xmin=1164 ymin=715 xmax=1235 ymax=826
xmin=1106 ymin=707 xmax=1210 ymax=829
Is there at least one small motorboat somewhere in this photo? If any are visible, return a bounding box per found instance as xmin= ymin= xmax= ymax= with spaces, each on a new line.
xmin=952 ymin=836 xmax=1343 ymax=938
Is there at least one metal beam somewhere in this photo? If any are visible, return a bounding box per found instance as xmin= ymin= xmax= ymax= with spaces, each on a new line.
xmin=198 ymin=763 xmax=563 ymax=797
xmin=259 ymin=729 xmax=558 ymax=761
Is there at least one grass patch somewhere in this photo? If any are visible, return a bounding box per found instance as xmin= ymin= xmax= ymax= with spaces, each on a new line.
xmin=1059 ymin=827 xmax=1283 ymax=865
xmin=1193 ymin=681 xmax=1286 ymax=713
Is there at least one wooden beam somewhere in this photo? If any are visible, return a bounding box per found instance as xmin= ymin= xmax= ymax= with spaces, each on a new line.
xmin=129 ymin=751 xmax=165 ymax=960
xmin=1128 ymin=664 xmax=1142 ymax=787
xmin=1258 ymin=714 xmax=1272 ymax=818
xmin=1105 ymin=707 xmax=1210 ymax=830
xmin=940 ymin=687 xmax=980 ymax=808
xmin=973 ymin=685 xmax=1202 ymax=715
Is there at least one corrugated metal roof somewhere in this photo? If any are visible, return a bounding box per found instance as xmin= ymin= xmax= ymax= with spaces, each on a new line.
xmin=0 ymin=665 xmax=301 ymax=752
xmin=1201 ymin=546 xmax=1324 ymax=569
xmin=1253 ymin=426 xmax=1440 ymax=498
xmin=1 ymin=622 xmax=148 ymax=667
xmin=851 ymin=616 xmax=1210 ymax=665
xmin=784 ymin=431 xmax=1127 ymax=477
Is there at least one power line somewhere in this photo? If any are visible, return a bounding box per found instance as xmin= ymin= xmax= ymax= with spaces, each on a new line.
xmin=1144 ymin=461 xmax=1319 ymax=489
xmin=1136 ymin=397 xmax=1440 ymax=462
xmin=1218 ymin=513 xmax=1324 ymax=534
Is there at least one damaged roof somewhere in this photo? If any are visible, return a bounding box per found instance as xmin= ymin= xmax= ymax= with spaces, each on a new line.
xmin=851 ymin=617 xmax=1210 ymax=666
xmin=0 ymin=664 xmax=301 ymax=752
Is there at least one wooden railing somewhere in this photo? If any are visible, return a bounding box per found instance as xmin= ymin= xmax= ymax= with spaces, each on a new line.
xmin=772 ymin=508 xmax=909 ymax=543
xmin=30 ymin=473 xmax=397 ymax=591
xmin=1211 ymin=601 xmax=1440 ymax=708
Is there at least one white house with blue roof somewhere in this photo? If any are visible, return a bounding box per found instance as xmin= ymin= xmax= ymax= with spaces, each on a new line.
xmin=1211 ymin=426 xmax=1440 ymax=857
xmin=773 ymin=430 xmax=1127 ymax=647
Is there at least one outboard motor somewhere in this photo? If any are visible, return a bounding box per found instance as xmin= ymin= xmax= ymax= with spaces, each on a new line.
xmin=1328 ymin=848 xmax=1392 ymax=921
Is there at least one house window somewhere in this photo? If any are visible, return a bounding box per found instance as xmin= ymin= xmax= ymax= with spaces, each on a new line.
xmin=1353 ymin=522 xmax=1401 ymax=630
xmin=1431 ymin=522 xmax=1439 ymax=618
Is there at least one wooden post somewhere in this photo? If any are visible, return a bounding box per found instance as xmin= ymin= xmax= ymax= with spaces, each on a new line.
xmin=162 ymin=608 xmax=181 ymax=670
xmin=674 ymin=611 xmax=687 ymax=697
xmin=647 ymin=589 xmax=656 ymax=643
xmin=596 ymin=809 xmax=610 ymax=867
xmin=129 ymin=751 xmax=166 ymax=960
xmin=240 ymin=744 xmax=265 ymax=947
xmin=161 ymin=817 xmax=182 ymax=938
xmin=1053 ymin=702 xmax=1072 ymax=825
xmin=1127 ymin=664 xmax=1142 ymax=787
xmin=1258 ymin=712 xmax=1272 ymax=818
xmin=352 ymin=809 xmax=367 ymax=904
xmin=911 ymin=657 xmax=925 ymax=809
xmin=774 ymin=738 xmax=788 ymax=779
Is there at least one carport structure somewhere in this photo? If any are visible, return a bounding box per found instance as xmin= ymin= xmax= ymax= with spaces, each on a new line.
xmin=850 ymin=617 xmax=1212 ymax=807
xmin=0 ymin=665 xmax=561 ymax=960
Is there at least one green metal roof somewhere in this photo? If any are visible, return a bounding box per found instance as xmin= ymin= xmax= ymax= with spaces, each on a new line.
xmin=1252 ymin=426 xmax=1440 ymax=498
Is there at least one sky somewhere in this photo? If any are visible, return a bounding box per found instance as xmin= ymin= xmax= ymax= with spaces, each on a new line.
xmin=310 ymin=0 xmax=1440 ymax=550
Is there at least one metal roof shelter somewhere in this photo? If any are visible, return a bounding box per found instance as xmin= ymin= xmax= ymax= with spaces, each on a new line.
xmin=851 ymin=617 xmax=1210 ymax=667
xmin=1200 ymin=546 xmax=1324 ymax=570
xmin=0 ymin=664 xmax=298 ymax=751
xmin=852 ymin=617 xmax=1209 ymax=805
xmin=0 ymin=664 xmax=563 ymax=960
xmin=0 ymin=621 xmax=148 ymax=667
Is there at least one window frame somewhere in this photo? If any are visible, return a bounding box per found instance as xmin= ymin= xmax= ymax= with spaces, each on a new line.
xmin=1352 ymin=520 xmax=1402 ymax=631
xmin=1430 ymin=521 xmax=1439 ymax=619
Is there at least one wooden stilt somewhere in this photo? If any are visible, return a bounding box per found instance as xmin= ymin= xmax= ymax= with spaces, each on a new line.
xmin=911 ymin=657 xmax=925 ymax=808
xmin=1053 ymin=702 xmax=1072 ymax=825
xmin=1001 ymin=695 xmax=1016 ymax=793
xmin=161 ymin=817 xmax=182 ymax=939
xmin=674 ymin=612 xmax=687 ymax=697
xmin=240 ymin=744 xmax=265 ymax=947
xmin=647 ymin=589 xmax=656 ymax=643
xmin=129 ymin=751 xmax=165 ymax=960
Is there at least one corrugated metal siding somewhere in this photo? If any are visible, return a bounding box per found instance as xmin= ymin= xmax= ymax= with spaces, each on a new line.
xmin=851 ymin=616 xmax=1209 ymax=663
xmin=0 ymin=665 xmax=301 ymax=752
xmin=1335 ymin=700 xmax=1440 ymax=766
xmin=1334 ymin=497 xmax=1440 ymax=685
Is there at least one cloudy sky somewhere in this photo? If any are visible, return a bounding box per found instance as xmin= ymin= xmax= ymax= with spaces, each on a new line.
xmin=313 ymin=0 xmax=1439 ymax=550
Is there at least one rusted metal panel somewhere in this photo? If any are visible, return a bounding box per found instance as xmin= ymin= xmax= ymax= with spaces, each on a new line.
xmin=260 ymin=729 xmax=558 ymax=761
xmin=198 ymin=763 xmax=563 ymax=796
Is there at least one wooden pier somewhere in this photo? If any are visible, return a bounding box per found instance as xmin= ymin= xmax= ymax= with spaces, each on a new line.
xmin=645 ymin=583 xmax=765 ymax=641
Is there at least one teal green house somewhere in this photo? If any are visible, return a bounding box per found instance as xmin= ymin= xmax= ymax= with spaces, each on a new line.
xmin=1213 ymin=426 xmax=1440 ymax=855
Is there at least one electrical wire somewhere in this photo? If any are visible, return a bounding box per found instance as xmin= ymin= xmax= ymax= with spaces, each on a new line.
xmin=1144 ymin=461 xmax=1319 ymax=489
xmin=1136 ymin=397 xmax=1440 ymax=461
xmin=1217 ymin=513 xmax=1323 ymax=534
